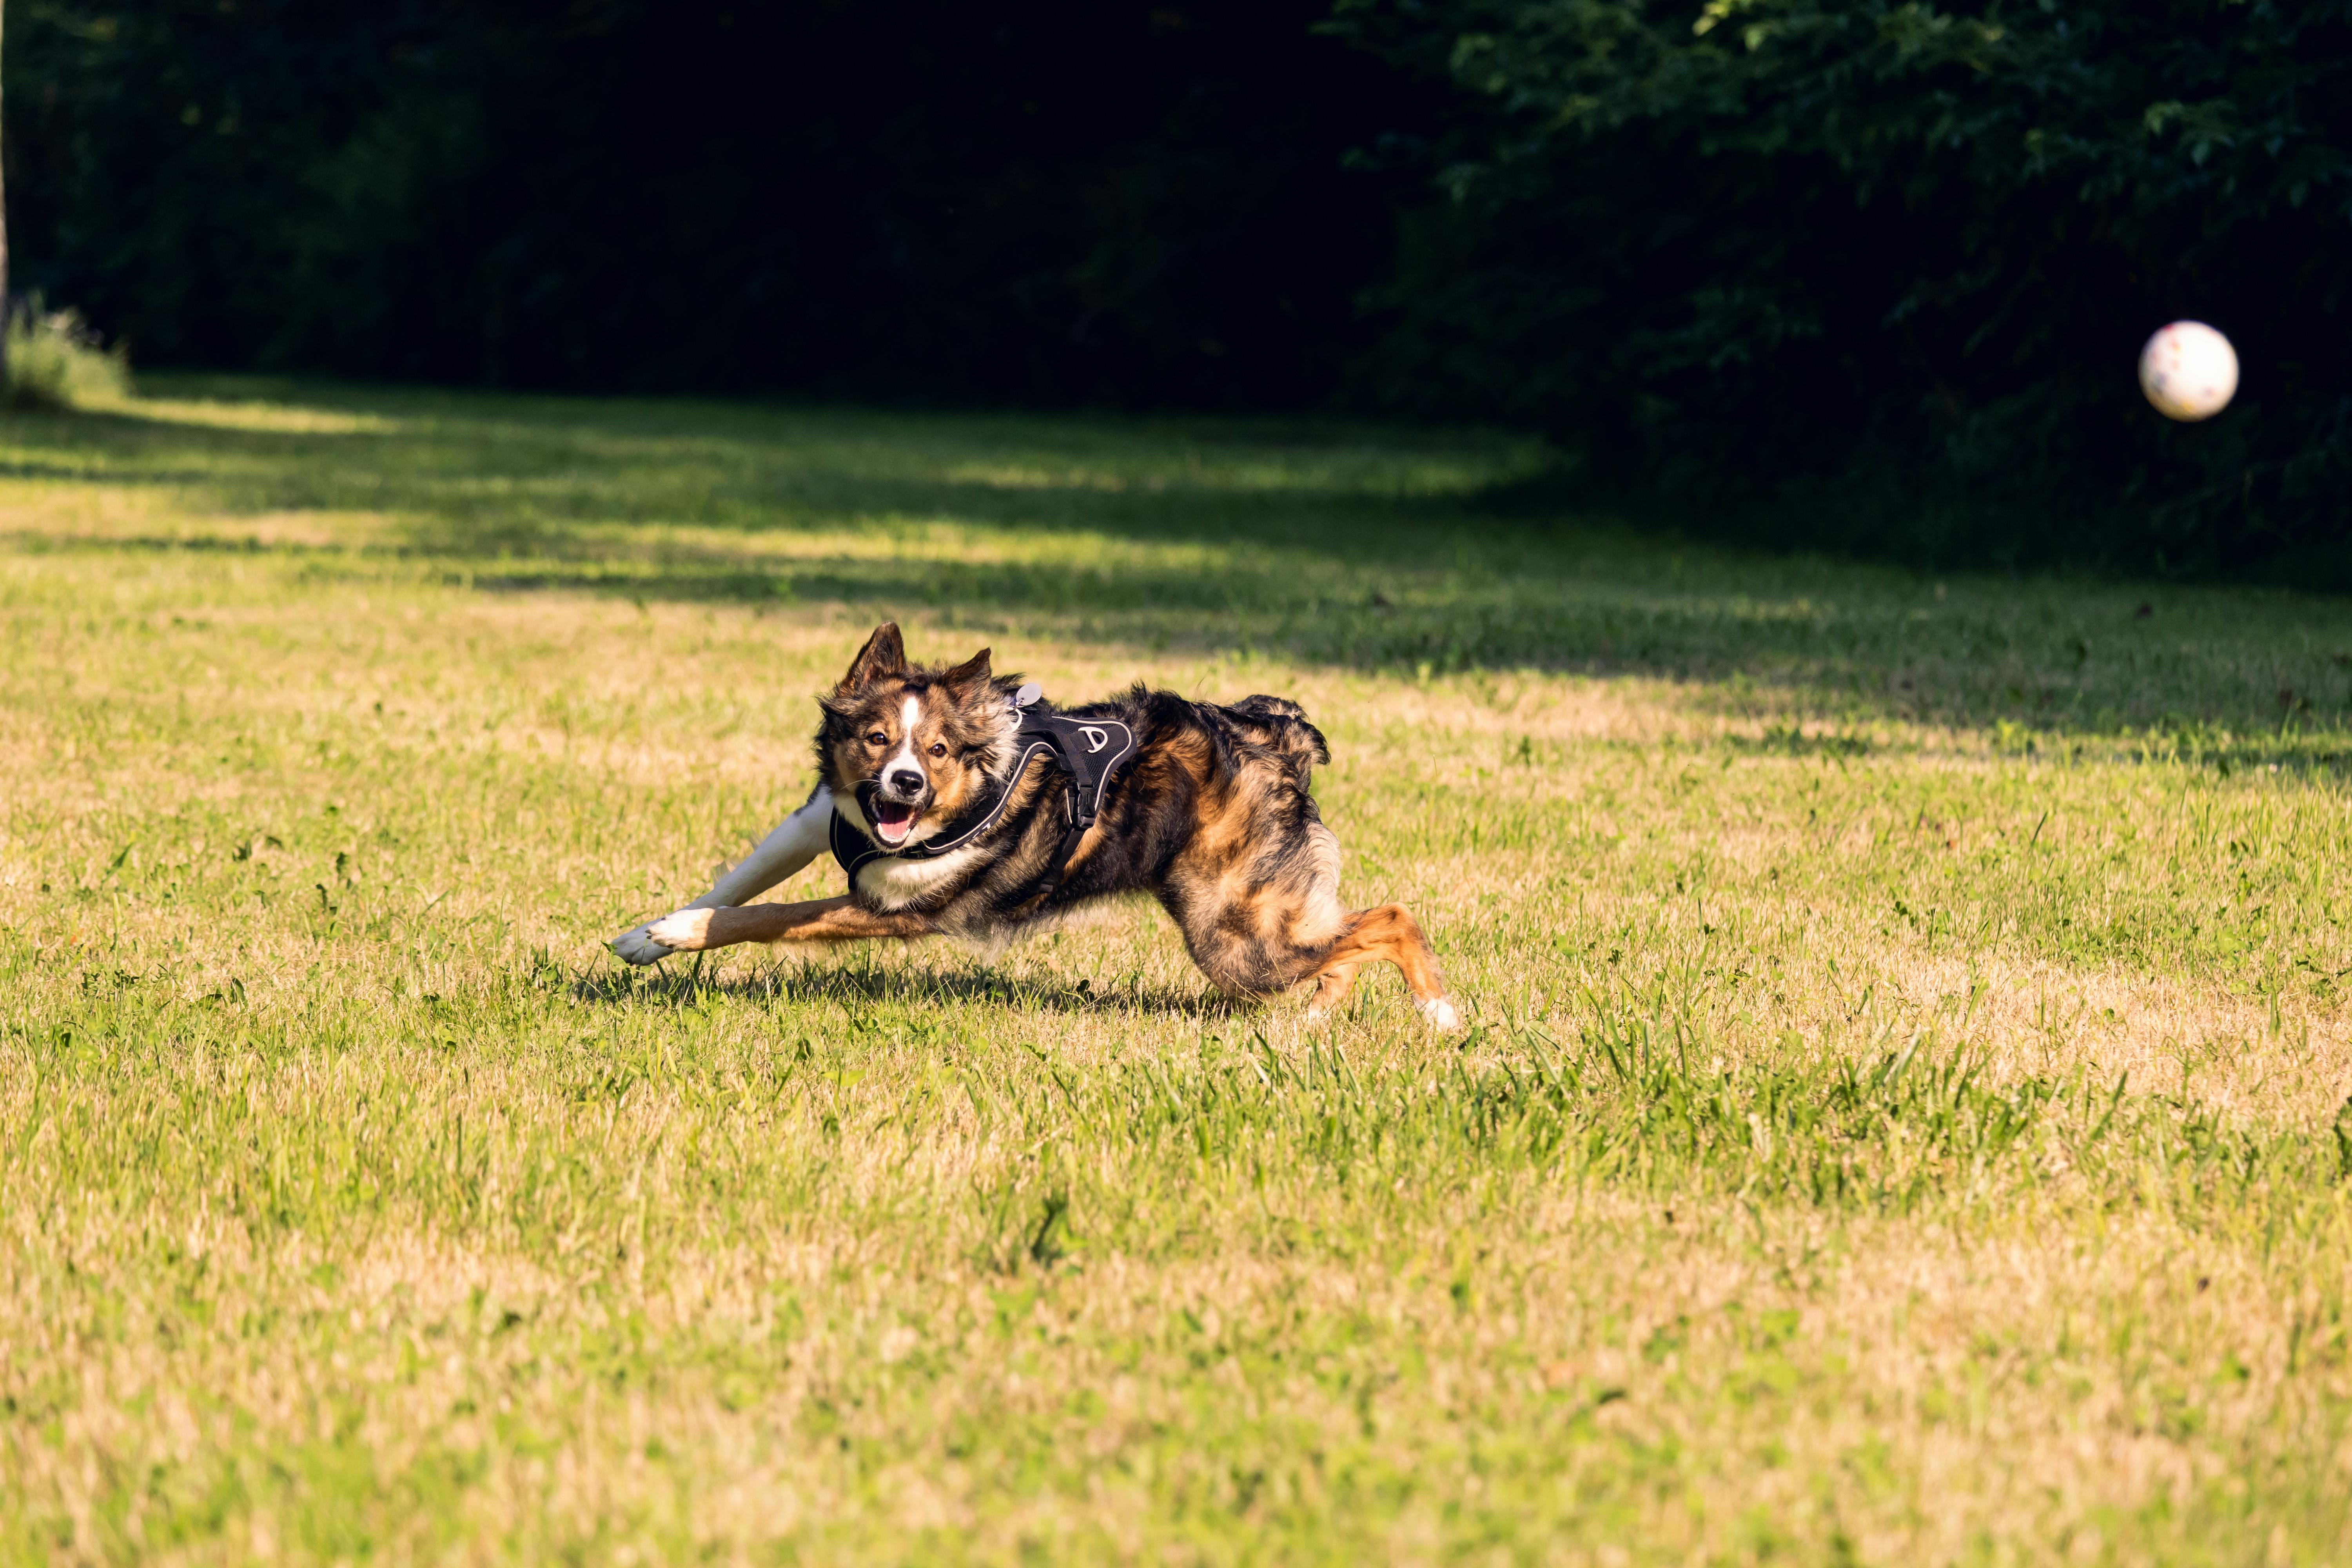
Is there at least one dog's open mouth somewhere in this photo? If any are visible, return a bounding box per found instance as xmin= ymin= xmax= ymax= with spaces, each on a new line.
xmin=871 ymin=799 xmax=920 ymax=846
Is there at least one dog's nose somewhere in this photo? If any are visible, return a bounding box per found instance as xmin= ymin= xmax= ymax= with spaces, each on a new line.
xmin=888 ymin=768 xmax=926 ymax=796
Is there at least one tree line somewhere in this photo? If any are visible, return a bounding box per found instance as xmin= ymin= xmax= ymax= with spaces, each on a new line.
xmin=9 ymin=0 xmax=2348 ymax=580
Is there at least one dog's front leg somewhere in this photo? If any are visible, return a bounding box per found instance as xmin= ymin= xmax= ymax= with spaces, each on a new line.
xmin=611 ymin=786 xmax=835 ymax=964
xmin=643 ymin=896 xmax=933 ymax=952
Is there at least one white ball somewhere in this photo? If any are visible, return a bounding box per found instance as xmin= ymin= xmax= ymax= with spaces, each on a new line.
xmin=2138 ymin=321 xmax=2238 ymax=421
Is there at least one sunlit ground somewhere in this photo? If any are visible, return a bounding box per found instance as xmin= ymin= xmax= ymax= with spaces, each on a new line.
xmin=3 ymin=376 xmax=2350 ymax=1563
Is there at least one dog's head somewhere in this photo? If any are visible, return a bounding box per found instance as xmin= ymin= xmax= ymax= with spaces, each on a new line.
xmin=817 ymin=623 xmax=1020 ymax=849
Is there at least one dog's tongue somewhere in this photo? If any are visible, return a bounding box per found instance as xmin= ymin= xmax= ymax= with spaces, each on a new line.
xmin=873 ymin=803 xmax=915 ymax=845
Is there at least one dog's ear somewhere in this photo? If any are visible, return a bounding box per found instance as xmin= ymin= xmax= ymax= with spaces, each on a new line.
xmin=837 ymin=622 xmax=906 ymax=694
xmin=940 ymin=646 xmax=992 ymax=691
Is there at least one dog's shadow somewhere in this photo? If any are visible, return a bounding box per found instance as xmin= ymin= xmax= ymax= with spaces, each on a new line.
xmin=572 ymin=956 xmax=1256 ymax=1022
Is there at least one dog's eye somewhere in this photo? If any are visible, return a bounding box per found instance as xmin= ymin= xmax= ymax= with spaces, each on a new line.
xmin=929 ymin=742 xmax=947 ymax=758
xmin=865 ymin=730 xmax=887 ymax=747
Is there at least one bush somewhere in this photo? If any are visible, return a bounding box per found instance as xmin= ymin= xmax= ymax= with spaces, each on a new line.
xmin=1334 ymin=0 xmax=2352 ymax=582
xmin=5 ymin=299 xmax=131 ymax=410
xmin=5 ymin=0 xmax=1401 ymax=410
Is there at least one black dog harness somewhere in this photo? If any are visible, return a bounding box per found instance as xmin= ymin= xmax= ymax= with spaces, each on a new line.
xmin=829 ymin=683 xmax=1137 ymax=898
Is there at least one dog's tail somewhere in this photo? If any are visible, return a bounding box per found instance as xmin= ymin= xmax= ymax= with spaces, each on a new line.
xmin=1222 ymin=694 xmax=1332 ymax=784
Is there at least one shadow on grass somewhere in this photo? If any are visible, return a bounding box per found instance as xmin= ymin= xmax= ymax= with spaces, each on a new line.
xmin=7 ymin=375 xmax=2352 ymax=759
xmin=572 ymin=956 xmax=1252 ymax=1023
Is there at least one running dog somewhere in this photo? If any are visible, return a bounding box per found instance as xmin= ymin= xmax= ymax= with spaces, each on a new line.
xmin=611 ymin=623 xmax=1460 ymax=1028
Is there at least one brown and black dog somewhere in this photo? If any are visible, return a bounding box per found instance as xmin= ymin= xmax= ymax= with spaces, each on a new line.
xmin=612 ymin=623 xmax=1459 ymax=1027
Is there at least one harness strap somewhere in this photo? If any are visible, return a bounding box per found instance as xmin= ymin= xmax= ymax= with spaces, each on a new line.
xmin=830 ymin=695 xmax=1138 ymax=897
xmin=828 ymin=736 xmax=1054 ymax=883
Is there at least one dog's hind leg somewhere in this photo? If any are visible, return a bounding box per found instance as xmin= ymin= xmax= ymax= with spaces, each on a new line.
xmin=1160 ymin=815 xmax=1459 ymax=1029
xmin=1304 ymin=904 xmax=1460 ymax=1031
xmin=641 ymin=895 xmax=933 ymax=954
xmin=612 ymin=786 xmax=835 ymax=964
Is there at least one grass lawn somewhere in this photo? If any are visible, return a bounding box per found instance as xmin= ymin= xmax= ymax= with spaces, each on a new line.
xmin=4 ymin=374 xmax=2352 ymax=1565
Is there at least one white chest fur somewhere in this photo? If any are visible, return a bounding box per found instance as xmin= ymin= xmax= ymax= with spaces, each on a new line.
xmin=854 ymin=841 xmax=988 ymax=908
xmin=851 ymin=846 xmax=988 ymax=907
xmin=833 ymin=791 xmax=988 ymax=910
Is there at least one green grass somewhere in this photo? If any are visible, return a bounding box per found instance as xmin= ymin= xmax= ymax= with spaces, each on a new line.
xmin=4 ymin=374 xmax=2352 ymax=1564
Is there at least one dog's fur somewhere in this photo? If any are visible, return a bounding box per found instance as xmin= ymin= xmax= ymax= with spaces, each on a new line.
xmin=612 ymin=624 xmax=1459 ymax=1027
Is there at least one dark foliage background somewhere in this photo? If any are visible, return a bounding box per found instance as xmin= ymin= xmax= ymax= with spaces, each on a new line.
xmin=1332 ymin=0 xmax=2352 ymax=579
xmin=7 ymin=0 xmax=2349 ymax=579
xmin=7 ymin=0 xmax=1414 ymax=406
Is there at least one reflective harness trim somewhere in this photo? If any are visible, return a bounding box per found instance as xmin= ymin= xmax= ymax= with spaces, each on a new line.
xmin=830 ymin=693 xmax=1138 ymax=899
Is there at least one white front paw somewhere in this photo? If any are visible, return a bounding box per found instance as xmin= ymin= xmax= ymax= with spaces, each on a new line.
xmin=643 ymin=908 xmax=717 ymax=953
xmin=611 ymin=917 xmax=691 ymax=965
xmin=1418 ymin=996 xmax=1464 ymax=1033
